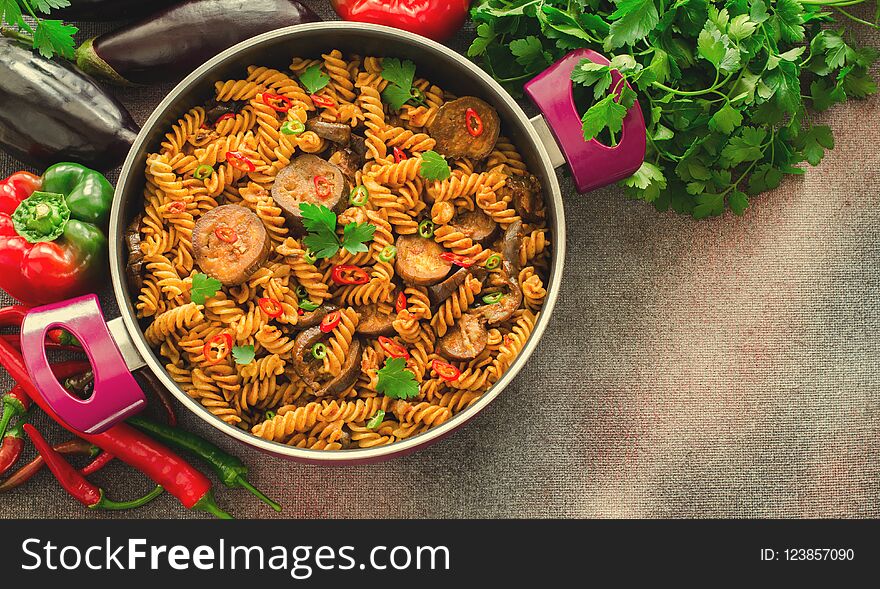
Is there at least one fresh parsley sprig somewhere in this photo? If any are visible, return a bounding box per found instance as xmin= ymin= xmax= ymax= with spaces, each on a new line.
xmin=298 ymin=64 xmax=330 ymax=94
xmin=376 ymin=358 xmax=419 ymax=400
xmin=1 ymin=0 xmax=78 ymax=59
xmin=300 ymin=203 xmax=376 ymax=260
xmin=419 ymin=151 xmax=452 ymax=182
xmin=380 ymin=58 xmax=428 ymax=111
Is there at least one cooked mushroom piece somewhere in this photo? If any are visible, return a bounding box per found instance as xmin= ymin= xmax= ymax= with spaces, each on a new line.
xmin=502 ymin=220 xmax=524 ymax=272
xmin=192 ymin=204 xmax=270 ymax=286
xmin=350 ymin=134 xmax=368 ymax=157
xmin=318 ymin=338 xmax=363 ymax=396
xmin=438 ymin=313 xmax=488 ymax=361
xmin=124 ymin=214 xmax=145 ymax=292
xmin=503 ymin=174 xmax=544 ymax=223
xmin=290 ymin=326 xmax=325 ymax=390
xmin=328 ymin=148 xmax=365 ymax=188
xmin=428 ymin=266 xmax=488 ymax=306
xmin=355 ymin=303 xmax=397 ymax=336
xmin=478 ymin=261 xmax=523 ymax=325
xmin=395 ymin=234 xmax=453 ymax=286
xmin=271 ymin=155 xmax=346 ymax=234
xmin=204 ymin=98 xmax=246 ymax=123
xmin=449 ymin=209 xmax=498 ymax=247
xmin=306 ymin=119 xmax=352 ymax=145
xmin=427 ymin=96 xmax=501 ymax=159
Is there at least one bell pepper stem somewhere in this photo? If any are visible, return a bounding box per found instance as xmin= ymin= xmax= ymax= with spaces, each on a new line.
xmin=194 ymin=490 xmax=234 ymax=519
xmin=93 ymin=485 xmax=165 ymax=510
xmin=235 ymin=475 xmax=282 ymax=512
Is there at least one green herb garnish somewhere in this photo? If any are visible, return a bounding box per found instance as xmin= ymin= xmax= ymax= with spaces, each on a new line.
xmin=1 ymin=0 xmax=78 ymax=59
xmin=300 ymin=203 xmax=376 ymax=259
xmin=189 ymin=272 xmax=221 ymax=305
xmin=367 ymin=410 xmax=386 ymax=430
xmin=232 ymin=345 xmax=255 ymax=365
xmin=298 ymin=65 xmax=330 ymax=94
xmin=376 ymin=358 xmax=419 ymax=400
xmin=380 ymin=58 xmax=426 ymax=111
xmin=419 ymin=151 xmax=451 ymax=182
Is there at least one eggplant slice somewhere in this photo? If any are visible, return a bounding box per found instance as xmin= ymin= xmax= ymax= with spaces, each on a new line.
xmin=192 ymin=204 xmax=270 ymax=286
xmin=427 ymin=96 xmax=501 ymax=159
xmin=271 ymin=154 xmax=346 ymax=235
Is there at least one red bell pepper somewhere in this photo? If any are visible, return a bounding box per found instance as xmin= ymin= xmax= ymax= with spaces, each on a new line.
xmin=331 ymin=0 xmax=471 ymax=42
xmin=0 ymin=163 xmax=113 ymax=305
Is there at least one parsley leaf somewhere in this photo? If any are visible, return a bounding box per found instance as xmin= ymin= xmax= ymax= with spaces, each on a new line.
xmin=419 ymin=151 xmax=451 ymax=181
xmin=33 ymin=19 xmax=76 ymax=59
xmin=580 ymin=93 xmax=628 ymax=142
xmin=380 ymin=58 xmax=416 ymax=89
xmin=382 ymin=84 xmax=417 ymax=111
xmin=341 ymin=222 xmax=376 ymax=255
xmin=605 ymin=0 xmax=660 ymax=50
xmin=376 ymin=358 xmax=419 ymax=400
xmin=2 ymin=0 xmax=77 ymax=59
xmin=300 ymin=203 xmax=375 ymax=259
xmin=298 ymin=65 xmax=330 ymax=94
xmin=299 ymin=202 xmax=336 ymax=234
xmin=509 ymin=36 xmax=552 ymax=71
xmin=367 ymin=410 xmax=386 ymax=430
xmin=190 ymin=272 xmax=221 ymax=305
xmin=1 ymin=0 xmax=28 ymax=31
xmin=232 ymin=345 xmax=255 ymax=366
xmin=30 ymin=0 xmax=70 ymax=13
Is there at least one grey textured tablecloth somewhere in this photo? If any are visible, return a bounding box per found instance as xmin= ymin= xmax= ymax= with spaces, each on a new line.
xmin=1 ymin=2 xmax=878 ymax=519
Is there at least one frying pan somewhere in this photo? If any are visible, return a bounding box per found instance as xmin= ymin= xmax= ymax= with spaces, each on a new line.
xmin=18 ymin=22 xmax=645 ymax=463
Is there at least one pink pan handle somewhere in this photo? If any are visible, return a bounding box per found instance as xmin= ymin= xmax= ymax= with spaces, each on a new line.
xmin=524 ymin=49 xmax=646 ymax=193
xmin=20 ymin=294 xmax=146 ymax=434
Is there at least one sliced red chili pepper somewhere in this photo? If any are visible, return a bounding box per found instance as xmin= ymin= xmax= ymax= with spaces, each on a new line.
xmin=258 ymin=297 xmax=284 ymax=318
xmin=225 ymin=151 xmax=255 ymax=172
xmin=395 ymin=291 xmax=407 ymax=314
xmin=378 ymin=336 xmax=410 ymax=359
xmin=330 ymin=264 xmax=370 ymax=286
xmin=320 ymin=310 xmax=342 ymax=333
xmin=311 ymin=94 xmax=335 ymax=108
xmin=262 ymin=92 xmax=293 ymax=113
xmin=465 ymin=107 xmax=484 ymax=137
xmin=215 ymin=113 xmax=235 ymax=124
xmin=213 ymin=226 xmax=238 ymax=243
xmin=440 ymin=252 xmax=475 ymax=268
xmin=166 ymin=201 xmax=186 ymax=214
xmin=313 ymin=175 xmax=333 ymax=199
xmin=203 ymin=333 xmax=233 ymax=365
xmin=297 ymin=308 xmax=305 ymax=316
xmin=393 ymin=147 xmax=408 ymax=163
xmin=432 ymin=360 xmax=461 ymax=382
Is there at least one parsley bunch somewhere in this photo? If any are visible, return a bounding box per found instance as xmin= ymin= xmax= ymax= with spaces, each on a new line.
xmin=469 ymin=0 xmax=878 ymax=217
xmin=1 ymin=0 xmax=77 ymax=58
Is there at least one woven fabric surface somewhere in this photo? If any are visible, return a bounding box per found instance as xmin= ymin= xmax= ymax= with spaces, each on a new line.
xmin=0 ymin=1 xmax=878 ymax=519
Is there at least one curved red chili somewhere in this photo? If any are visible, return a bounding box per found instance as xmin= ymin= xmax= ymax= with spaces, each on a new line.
xmin=215 ymin=113 xmax=235 ymax=124
xmin=203 ymin=333 xmax=233 ymax=365
xmin=225 ymin=151 xmax=255 ymax=172
xmin=166 ymin=200 xmax=186 ymax=214
xmin=313 ymin=175 xmax=333 ymax=199
xmin=395 ymin=291 xmax=407 ymax=314
xmin=258 ymin=297 xmax=284 ymax=319
xmin=393 ymin=147 xmax=408 ymax=163
xmin=465 ymin=107 xmax=484 ymax=137
xmin=378 ymin=336 xmax=410 ymax=359
xmin=440 ymin=252 xmax=474 ymax=268
xmin=311 ymin=94 xmax=335 ymax=108
xmin=320 ymin=310 xmax=342 ymax=333
xmin=432 ymin=359 xmax=461 ymax=382
xmin=261 ymin=92 xmax=293 ymax=113
xmin=330 ymin=264 xmax=370 ymax=286
xmin=213 ymin=226 xmax=238 ymax=243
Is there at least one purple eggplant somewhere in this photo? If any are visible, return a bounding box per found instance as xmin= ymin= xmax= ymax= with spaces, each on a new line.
xmin=74 ymin=0 xmax=320 ymax=86
xmin=54 ymin=0 xmax=183 ymax=21
xmin=0 ymin=38 xmax=139 ymax=171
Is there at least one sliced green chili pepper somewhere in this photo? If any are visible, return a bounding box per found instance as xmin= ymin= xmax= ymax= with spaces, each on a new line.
xmin=378 ymin=245 xmax=397 ymax=263
xmin=280 ymin=120 xmax=305 ymax=135
xmin=311 ymin=343 xmax=327 ymax=360
xmin=127 ymin=415 xmax=281 ymax=512
xmin=418 ymin=219 xmax=435 ymax=239
xmin=484 ymin=254 xmax=502 ymax=270
xmin=264 ymin=411 xmax=276 ymax=421
xmin=298 ymin=299 xmax=320 ymax=312
xmin=349 ymin=185 xmax=369 ymax=207
xmin=294 ymin=285 xmax=308 ymax=300
xmin=482 ymin=292 xmax=504 ymax=305
xmin=194 ymin=165 xmax=214 ymax=180
xmin=367 ymin=410 xmax=385 ymax=430
xmin=303 ymin=248 xmax=317 ymax=265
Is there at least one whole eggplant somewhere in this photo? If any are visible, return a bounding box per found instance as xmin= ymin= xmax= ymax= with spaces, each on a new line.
xmin=0 ymin=38 xmax=139 ymax=171
xmin=54 ymin=0 xmax=183 ymax=21
xmin=74 ymin=0 xmax=321 ymax=85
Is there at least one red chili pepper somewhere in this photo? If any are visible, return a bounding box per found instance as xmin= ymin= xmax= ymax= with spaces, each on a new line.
xmin=465 ymin=107 xmax=484 ymax=137
xmin=0 ymin=338 xmax=231 ymax=517
xmin=24 ymin=424 xmax=165 ymax=511
xmin=330 ymin=0 xmax=470 ymax=42
xmin=313 ymin=175 xmax=333 ymax=199
xmin=0 ymin=304 xmax=29 ymax=328
xmin=225 ymin=151 xmax=255 ymax=172
xmin=432 ymin=359 xmax=461 ymax=382
xmin=215 ymin=113 xmax=235 ymax=124
xmin=320 ymin=310 xmax=342 ymax=333
xmin=440 ymin=252 xmax=475 ymax=268
xmin=213 ymin=226 xmax=238 ymax=243
xmin=378 ymin=336 xmax=410 ymax=359
xmin=0 ymin=334 xmax=81 ymax=353
xmin=330 ymin=264 xmax=370 ymax=286
xmin=258 ymin=297 xmax=284 ymax=318
xmin=395 ymin=291 xmax=408 ymax=314
xmin=0 ymin=423 xmax=24 ymax=477
xmin=0 ymin=438 xmax=98 ymax=494
xmin=310 ymin=94 xmax=336 ymax=108
xmin=262 ymin=92 xmax=293 ymax=112
xmin=166 ymin=200 xmax=186 ymax=214
xmin=203 ymin=333 xmax=233 ymax=365
xmin=80 ymin=451 xmax=115 ymax=476
xmin=393 ymin=147 xmax=408 ymax=163
xmin=297 ymin=308 xmax=305 ymax=316
xmin=47 ymin=328 xmax=80 ymax=348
